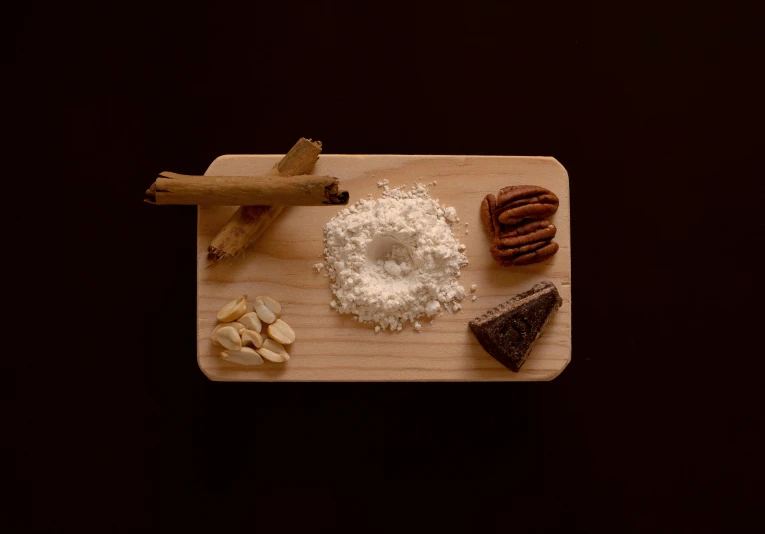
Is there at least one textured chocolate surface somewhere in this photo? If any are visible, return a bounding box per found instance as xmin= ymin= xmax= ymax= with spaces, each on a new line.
xmin=469 ymin=281 xmax=563 ymax=371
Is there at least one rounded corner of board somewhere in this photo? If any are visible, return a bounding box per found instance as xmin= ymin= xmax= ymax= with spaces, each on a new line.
xmin=547 ymin=157 xmax=570 ymax=181
xmin=204 ymin=154 xmax=238 ymax=175
xmin=197 ymin=358 xmax=222 ymax=382
xmin=544 ymin=358 xmax=571 ymax=381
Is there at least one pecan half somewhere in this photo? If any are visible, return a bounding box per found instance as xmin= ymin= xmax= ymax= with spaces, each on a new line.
xmin=510 ymin=241 xmax=559 ymax=265
xmin=491 ymin=239 xmax=551 ymax=258
xmin=481 ymin=194 xmax=497 ymax=236
xmin=492 ymin=241 xmax=559 ymax=266
xmin=494 ymin=185 xmax=559 ymax=225
xmin=494 ymin=219 xmax=557 ymax=246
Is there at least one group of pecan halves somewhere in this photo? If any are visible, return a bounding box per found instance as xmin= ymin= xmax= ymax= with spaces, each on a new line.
xmin=481 ymin=185 xmax=560 ymax=266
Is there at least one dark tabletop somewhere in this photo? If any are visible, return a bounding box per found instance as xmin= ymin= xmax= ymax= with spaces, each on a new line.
xmin=13 ymin=1 xmax=762 ymax=532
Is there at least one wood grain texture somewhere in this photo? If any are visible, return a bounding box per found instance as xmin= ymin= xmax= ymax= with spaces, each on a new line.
xmin=197 ymin=155 xmax=571 ymax=381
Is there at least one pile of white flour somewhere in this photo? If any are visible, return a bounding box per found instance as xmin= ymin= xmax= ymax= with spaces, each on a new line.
xmin=322 ymin=182 xmax=468 ymax=331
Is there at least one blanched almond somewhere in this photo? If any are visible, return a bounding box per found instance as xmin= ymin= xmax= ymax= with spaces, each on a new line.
xmin=220 ymin=347 xmax=263 ymax=366
xmin=211 ymin=322 xmax=245 ymax=345
xmin=213 ymin=325 xmax=242 ymax=351
xmin=217 ymin=295 xmax=248 ymax=322
xmin=238 ymin=312 xmax=262 ymax=333
xmin=267 ymin=319 xmax=295 ymax=345
xmin=210 ymin=323 xmax=246 ymax=347
xmin=254 ymin=296 xmax=279 ymax=324
xmin=242 ymin=329 xmax=264 ymax=349
xmin=259 ymin=296 xmax=281 ymax=316
xmin=257 ymin=338 xmax=290 ymax=362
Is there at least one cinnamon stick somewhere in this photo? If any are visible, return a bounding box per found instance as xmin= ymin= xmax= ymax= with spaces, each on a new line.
xmin=145 ymin=173 xmax=348 ymax=206
xmin=208 ymin=138 xmax=323 ymax=262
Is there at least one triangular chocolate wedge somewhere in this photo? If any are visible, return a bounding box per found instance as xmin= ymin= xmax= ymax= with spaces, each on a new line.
xmin=469 ymin=281 xmax=562 ymax=371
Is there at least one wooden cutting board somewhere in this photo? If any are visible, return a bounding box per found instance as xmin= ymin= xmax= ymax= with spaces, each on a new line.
xmin=197 ymin=155 xmax=571 ymax=381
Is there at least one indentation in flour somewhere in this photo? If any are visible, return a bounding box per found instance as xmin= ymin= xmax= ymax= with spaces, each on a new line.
xmin=323 ymin=183 xmax=468 ymax=331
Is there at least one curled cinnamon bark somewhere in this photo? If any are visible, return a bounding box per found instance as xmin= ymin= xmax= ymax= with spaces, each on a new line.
xmin=145 ymin=173 xmax=348 ymax=206
xmin=208 ymin=138 xmax=323 ymax=263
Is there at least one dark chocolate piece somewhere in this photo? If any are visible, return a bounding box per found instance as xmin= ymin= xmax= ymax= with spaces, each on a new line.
xmin=468 ymin=281 xmax=562 ymax=371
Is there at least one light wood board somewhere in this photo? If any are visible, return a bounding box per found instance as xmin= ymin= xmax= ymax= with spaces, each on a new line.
xmin=197 ymin=155 xmax=571 ymax=381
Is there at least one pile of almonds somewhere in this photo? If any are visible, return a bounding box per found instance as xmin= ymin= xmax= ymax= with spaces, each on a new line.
xmin=212 ymin=295 xmax=295 ymax=366
xmin=481 ymin=185 xmax=560 ymax=266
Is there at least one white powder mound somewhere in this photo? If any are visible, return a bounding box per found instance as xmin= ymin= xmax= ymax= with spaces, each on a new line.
xmin=323 ymin=183 xmax=468 ymax=331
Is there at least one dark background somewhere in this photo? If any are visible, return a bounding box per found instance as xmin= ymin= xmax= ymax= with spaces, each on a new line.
xmin=13 ymin=1 xmax=763 ymax=532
